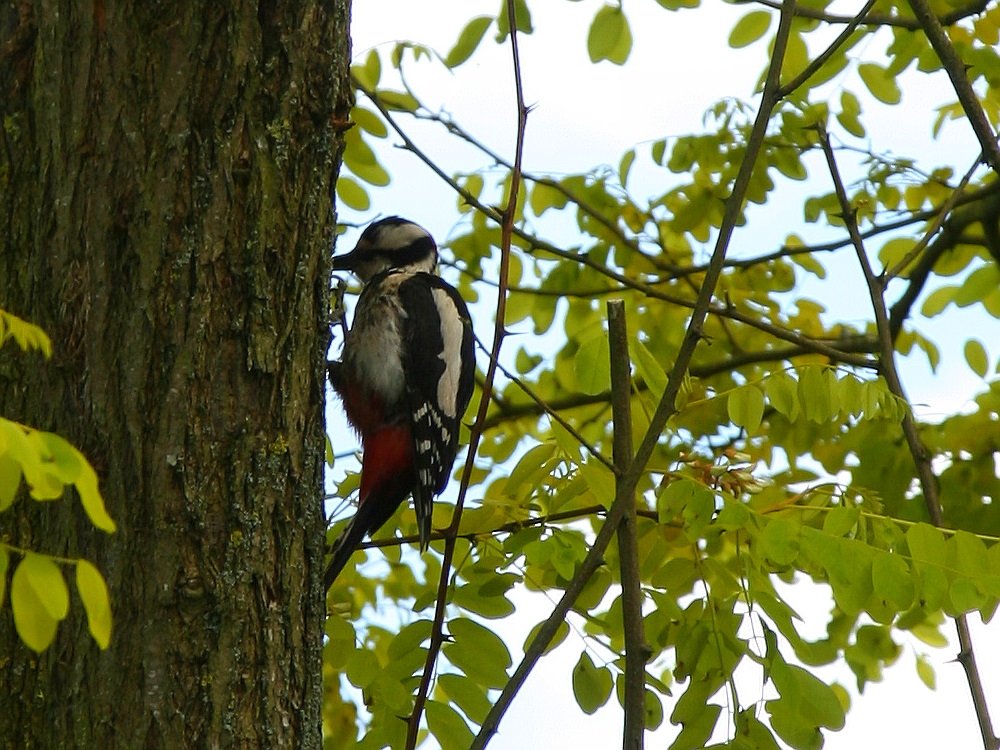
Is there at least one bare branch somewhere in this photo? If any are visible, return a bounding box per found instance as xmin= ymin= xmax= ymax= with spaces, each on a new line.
xmin=608 ymin=300 xmax=649 ymax=750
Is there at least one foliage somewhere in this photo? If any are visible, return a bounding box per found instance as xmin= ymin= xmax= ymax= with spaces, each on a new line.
xmin=328 ymin=1 xmax=1000 ymax=748
xmin=0 ymin=309 xmax=115 ymax=652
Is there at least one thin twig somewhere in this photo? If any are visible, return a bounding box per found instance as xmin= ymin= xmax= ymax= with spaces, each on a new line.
xmin=608 ymin=300 xmax=648 ymax=750
xmin=884 ymin=152 xmax=983 ymax=281
xmin=818 ymin=124 xmax=998 ymax=750
xmin=741 ymin=0 xmax=990 ymax=30
xmin=405 ymin=1 xmax=529 ymax=747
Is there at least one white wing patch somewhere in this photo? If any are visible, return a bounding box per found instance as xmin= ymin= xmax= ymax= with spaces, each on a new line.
xmin=431 ymin=287 xmax=467 ymax=419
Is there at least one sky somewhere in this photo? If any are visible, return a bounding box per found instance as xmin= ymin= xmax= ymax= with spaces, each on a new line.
xmin=342 ymin=1 xmax=1000 ymax=748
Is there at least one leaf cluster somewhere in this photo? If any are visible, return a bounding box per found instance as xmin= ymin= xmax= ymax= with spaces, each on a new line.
xmin=0 ymin=310 xmax=115 ymax=653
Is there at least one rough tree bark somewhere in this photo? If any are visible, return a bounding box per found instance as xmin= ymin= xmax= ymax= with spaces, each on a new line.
xmin=0 ymin=1 xmax=350 ymax=747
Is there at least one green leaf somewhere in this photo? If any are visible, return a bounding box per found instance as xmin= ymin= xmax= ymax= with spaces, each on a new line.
xmin=760 ymin=517 xmax=800 ymax=566
xmin=0 ymin=308 xmax=53 ymax=357
xmin=345 ymin=648 xmax=380 ymax=689
xmin=619 ymin=148 xmax=636 ymax=186
xmin=871 ymin=551 xmax=914 ymax=610
xmin=529 ymin=181 xmax=569 ymax=216
xmin=878 ymin=237 xmax=917 ymax=275
xmin=0 ymin=548 xmax=7 ymax=606
xmin=964 ymin=338 xmax=989 ymax=378
xmin=426 ymin=700 xmax=474 ymax=750
xmin=729 ymin=11 xmax=771 ymax=49
xmin=916 ymin=653 xmax=936 ymax=689
xmin=451 ymin=582 xmax=516 ymax=619
xmin=351 ymin=49 xmax=382 ymax=91
xmin=858 ymin=62 xmax=901 ymax=104
xmin=524 ymin=619 xmax=569 ymax=655
xmin=506 ymin=442 xmax=557 ymax=496
xmin=579 ymin=458 xmax=616 ymax=510
xmin=658 ymin=479 xmax=700 ymax=524
xmin=790 ymin=250 xmax=827 ymax=279
xmin=11 ymin=553 xmax=68 ymax=652
xmin=950 ymin=577 xmax=984 ymax=613
xmin=0 ymin=451 xmax=22 ymax=511
xmin=446 ymin=16 xmax=493 ymax=68
xmin=575 ymin=334 xmax=611 ymax=396
xmin=572 ymin=651 xmax=613 ymax=714
xmin=350 ymin=106 xmax=387 ymax=138
xmin=376 ymin=89 xmax=419 ymax=113
xmin=798 ymin=366 xmax=833 ymax=423
xmin=336 ymin=176 xmax=371 ymax=211
xmin=387 ymin=619 xmax=432 ymax=661
xmin=495 ymin=0 xmax=533 ymax=40
xmin=907 ymin=522 xmax=947 ymax=565
xmin=437 ymin=673 xmax=492 ymax=726
xmin=836 ymin=90 xmax=865 ymax=138
xmin=728 ymin=384 xmax=765 ymax=434
xmin=631 ymin=338 xmax=668 ymax=401
xmin=76 ymin=559 xmax=112 ymax=649
xmin=822 ymin=505 xmax=859 ymax=538
xmin=587 ymin=5 xmax=633 ymax=65
xmin=765 ymin=371 xmax=800 ymax=421
xmin=74 ymin=456 xmax=116 ymax=533
xmin=449 ymin=618 xmax=512 ymax=679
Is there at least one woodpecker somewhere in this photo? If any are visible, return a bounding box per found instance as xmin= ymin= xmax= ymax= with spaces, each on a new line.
xmin=325 ymin=217 xmax=476 ymax=588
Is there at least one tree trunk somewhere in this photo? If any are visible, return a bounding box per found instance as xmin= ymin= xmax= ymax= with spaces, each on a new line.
xmin=0 ymin=1 xmax=350 ymax=747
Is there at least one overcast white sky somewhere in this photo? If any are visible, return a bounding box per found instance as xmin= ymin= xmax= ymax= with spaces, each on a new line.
xmin=344 ymin=1 xmax=1000 ymax=748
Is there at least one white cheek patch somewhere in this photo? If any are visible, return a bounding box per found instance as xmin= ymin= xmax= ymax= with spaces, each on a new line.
xmin=431 ymin=288 xmax=467 ymax=418
xmin=379 ymin=221 xmax=432 ymax=250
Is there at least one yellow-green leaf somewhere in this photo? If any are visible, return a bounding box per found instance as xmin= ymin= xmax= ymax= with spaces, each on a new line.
xmin=916 ymin=654 xmax=936 ymax=689
xmin=336 ymin=176 xmax=371 ymax=211
xmin=729 ymin=11 xmax=771 ymax=49
xmin=587 ymin=5 xmax=632 ymax=65
xmin=574 ymin=334 xmax=611 ymax=395
xmin=426 ymin=700 xmax=474 ymax=750
xmin=11 ymin=553 xmax=68 ymax=652
xmin=572 ymin=651 xmax=613 ymax=714
xmin=0 ymin=308 xmax=53 ymax=358
xmin=446 ymin=16 xmax=493 ymax=68
xmin=0 ymin=548 xmax=7 ymax=606
xmin=76 ymin=559 xmax=112 ymax=649
xmin=964 ymin=338 xmax=989 ymax=378
xmin=728 ymin=384 xmax=765 ymax=434
xmin=836 ymin=90 xmax=865 ymax=138
xmin=858 ymin=62 xmax=901 ymax=104
xmin=0 ymin=451 xmax=21 ymax=511
xmin=351 ymin=49 xmax=382 ymax=91
xmin=74 ymin=457 xmax=116 ymax=533
xmin=871 ymin=551 xmax=914 ymax=610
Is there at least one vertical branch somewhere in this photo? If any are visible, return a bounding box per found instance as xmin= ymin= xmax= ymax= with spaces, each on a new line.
xmin=818 ymin=126 xmax=998 ymax=750
xmin=405 ymin=1 xmax=529 ymax=747
xmin=607 ymin=300 xmax=649 ymax=750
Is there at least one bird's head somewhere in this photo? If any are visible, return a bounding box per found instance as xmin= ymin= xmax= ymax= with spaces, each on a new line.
xmin=333 ymin=216 xmax=438 ymax=282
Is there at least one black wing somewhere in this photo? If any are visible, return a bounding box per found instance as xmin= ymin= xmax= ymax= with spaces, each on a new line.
xmin=398 ymin=273 xmax=475 ymax=548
